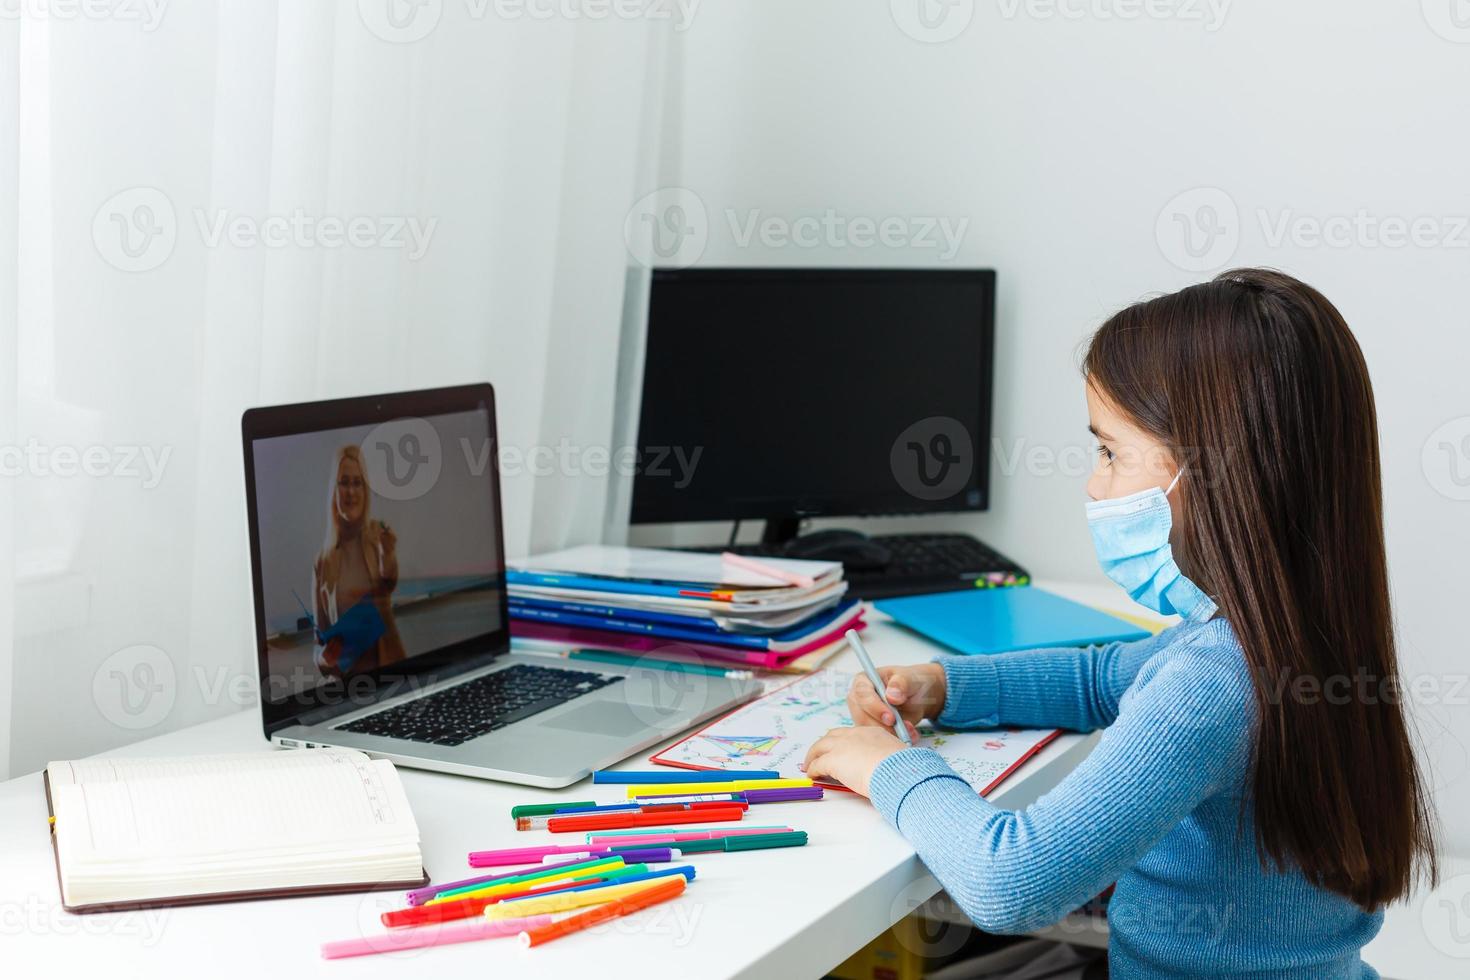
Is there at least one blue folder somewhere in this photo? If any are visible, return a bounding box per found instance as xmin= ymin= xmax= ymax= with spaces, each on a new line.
xmin=875 ymin=586 xmax=1152 ymax=656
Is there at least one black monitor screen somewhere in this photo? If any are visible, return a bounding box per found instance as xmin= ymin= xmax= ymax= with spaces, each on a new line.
xmin=630 ymin=268 xmax=994 ymax=525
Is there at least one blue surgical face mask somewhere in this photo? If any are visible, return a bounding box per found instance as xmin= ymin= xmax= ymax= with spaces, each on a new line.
xmin=1085 ymin=470 xmax=1217 ymax=622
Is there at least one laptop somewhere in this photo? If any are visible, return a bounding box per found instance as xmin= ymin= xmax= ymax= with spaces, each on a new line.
xmin=242 ymin=383 xmax=759 ymax=787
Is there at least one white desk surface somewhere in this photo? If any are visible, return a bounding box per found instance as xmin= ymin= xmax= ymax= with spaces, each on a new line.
xmin=0 ymin=581 xmax=1449 ymax=978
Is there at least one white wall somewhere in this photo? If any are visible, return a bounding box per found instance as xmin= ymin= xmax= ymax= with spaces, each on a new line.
xmin=4 ymin=3 xmax=662 ymax=775
xmin=626 ymin=0 xmax=1470 ymax=855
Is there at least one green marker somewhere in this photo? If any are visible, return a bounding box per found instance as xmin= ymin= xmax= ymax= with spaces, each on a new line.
xmin=430 ymin=855 xmax=624 ymax=902
xmin=511 ymin=800 xmax=596 ymax=819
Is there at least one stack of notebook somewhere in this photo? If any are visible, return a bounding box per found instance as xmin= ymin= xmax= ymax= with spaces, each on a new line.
xmin=507 ymin=545 xmax=862 ymax=672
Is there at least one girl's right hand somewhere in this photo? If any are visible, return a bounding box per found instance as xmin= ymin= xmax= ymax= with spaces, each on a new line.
xmin=848 ymin=663 xmax=948 ymax=737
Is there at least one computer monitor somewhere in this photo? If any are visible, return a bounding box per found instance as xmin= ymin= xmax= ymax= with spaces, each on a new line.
xmin=630 ymin=268 xmax=995 ymax=544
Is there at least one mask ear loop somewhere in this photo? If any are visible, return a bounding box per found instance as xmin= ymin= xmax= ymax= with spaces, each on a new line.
xmin=1164 ymin=468 xmax=1185 ymax=496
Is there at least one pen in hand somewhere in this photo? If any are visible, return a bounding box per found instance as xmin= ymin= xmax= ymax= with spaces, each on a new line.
xmin=845 ymin=629 xmax=914 ymax=747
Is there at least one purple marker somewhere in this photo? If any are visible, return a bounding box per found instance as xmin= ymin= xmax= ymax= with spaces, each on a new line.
xmin=744 ymin=786 xmax=825 ymax=803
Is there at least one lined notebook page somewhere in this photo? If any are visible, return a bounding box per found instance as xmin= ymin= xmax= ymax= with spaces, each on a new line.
xmin=49 ymin=750 xmax=417 ymax=860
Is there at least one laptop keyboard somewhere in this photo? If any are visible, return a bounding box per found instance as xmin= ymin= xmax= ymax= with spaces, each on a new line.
xmin=335 ymin=664 xmax=621 ymax=747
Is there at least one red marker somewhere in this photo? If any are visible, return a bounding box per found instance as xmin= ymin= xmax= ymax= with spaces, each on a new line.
xmin=545 ymin=805 xmax=746 ymax=834
xmin=515 ymin=800 xmax=745 ymax=831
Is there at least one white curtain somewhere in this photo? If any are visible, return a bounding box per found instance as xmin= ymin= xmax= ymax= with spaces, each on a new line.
xmin=1 ymin=1 xmax=668 ymax=776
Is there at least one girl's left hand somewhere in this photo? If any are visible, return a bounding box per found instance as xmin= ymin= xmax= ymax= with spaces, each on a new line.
xmin=801 ymin=725 xmax=909 ymax=798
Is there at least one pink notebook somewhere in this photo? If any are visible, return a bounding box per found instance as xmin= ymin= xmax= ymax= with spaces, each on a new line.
xmin=511 ymin=614 xmax=866 ymax=670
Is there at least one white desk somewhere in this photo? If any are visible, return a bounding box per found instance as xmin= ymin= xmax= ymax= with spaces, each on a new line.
xmin=2 ymin=580 xmax=1447 ymax=978
xmin=0 ymin=580 xmax=1120 ymax=980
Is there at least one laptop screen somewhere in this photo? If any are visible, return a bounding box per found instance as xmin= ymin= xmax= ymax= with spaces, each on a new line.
xmin=244 ymin=388 xmax=507 ymax=730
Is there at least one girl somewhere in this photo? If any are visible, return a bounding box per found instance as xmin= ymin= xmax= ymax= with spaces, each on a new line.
xmin=803 ymin=269 xmax=1437 ymax=977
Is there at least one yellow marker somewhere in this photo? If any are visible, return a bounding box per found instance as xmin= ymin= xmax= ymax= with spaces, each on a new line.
xmin=623 ymin=778 xmax=813 ymax=798
xmin=484 ymin=875 xmax=674 ymax=920
xmin=425 ymin=858 xmax=625 ymax=904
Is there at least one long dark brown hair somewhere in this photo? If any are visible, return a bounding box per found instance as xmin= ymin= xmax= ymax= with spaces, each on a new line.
xmin=1083 ymin=268 xmax=1436 ymax=909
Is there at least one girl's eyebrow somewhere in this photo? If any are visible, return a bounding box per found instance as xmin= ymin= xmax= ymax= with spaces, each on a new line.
xmin=1088 ymin=423 xmax=1113 ymax=441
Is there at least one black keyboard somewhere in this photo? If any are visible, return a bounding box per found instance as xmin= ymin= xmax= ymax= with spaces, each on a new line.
xmin=707 ymin=532 xmax=1029 ymax=600
xmin=848 ymin=533 xmax=1029 ymax=598
xmin=336 ymin=664 xmax=620 ymax=747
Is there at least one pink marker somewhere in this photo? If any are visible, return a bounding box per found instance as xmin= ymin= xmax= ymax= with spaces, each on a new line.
xmin=721 ymin=551 xmax=816 ymax=589
xmin=585 ymin=826 xmax=793 ymax=848
xmin=320 ymin=914 xmax=553 ymax=959
xmin=466 ymin=842 xmax=612 ymax=869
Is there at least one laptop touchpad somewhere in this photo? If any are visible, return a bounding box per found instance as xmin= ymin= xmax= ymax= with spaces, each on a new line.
xmin=540 ymin=702 xmax=658 ymax=737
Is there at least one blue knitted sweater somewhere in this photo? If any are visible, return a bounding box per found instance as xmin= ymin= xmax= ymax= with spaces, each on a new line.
xmin=867 ymin=618 xmax=1383 ymax=978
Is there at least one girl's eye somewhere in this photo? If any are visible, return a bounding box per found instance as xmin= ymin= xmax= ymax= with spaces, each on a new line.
xmin=1096 ymin=445 xmax=1114 ymax=464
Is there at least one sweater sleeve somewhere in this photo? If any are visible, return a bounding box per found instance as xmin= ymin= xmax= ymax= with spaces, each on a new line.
xmin=936 ymin=629 xmax=1175 ymax=733
xmin=868 ymin=641 xmax=1254 ymax=934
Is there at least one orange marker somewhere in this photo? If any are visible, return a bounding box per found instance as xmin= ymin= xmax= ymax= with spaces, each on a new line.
xmin=519 ymin=876 xmax=687 ymax=948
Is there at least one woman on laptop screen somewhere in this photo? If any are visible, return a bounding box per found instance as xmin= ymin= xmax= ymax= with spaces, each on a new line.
xmin=312 ymin=445 xmax=407 ymax=677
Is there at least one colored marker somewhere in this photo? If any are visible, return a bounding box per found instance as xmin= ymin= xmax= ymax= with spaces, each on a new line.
xmin=675 ymin=831 xmax=808 ymax=854
xmin=585 ymin=826 xmax=793 ymax=846
xmin=517 ymin=800 xmax=745 ymax=831
xmin=742 ymin=787 xmax=824 ymax=803
xmin=633 ymin=788 xmax=823 ymax=806
xmin=541 ymin=847 xmax=678 ymax=865
xmin=511 ymin=800 xmax=597 ymax=819
xmin=486 ymin=874 xmax=678 ymax=920
xmin=323 ymin=914 xmax=555 ymax=958
xmin=567 ymin=650 xmax=755 ymax=680
xmin=428 ymin=857 xmax=625 ymax=904
xmin=500 ymin=866 xmax=694 ymax=905
xmin=551 ymin=801 xmax=643 ymax=815
xmin=629 ymin=791 xmax=748 ymax=806
xmin=846 ymin=628 xmax=913 ymax=746
xmin=622 ymin=778 xmax=812 ymax=798
xmin=546 ymin=805 xmax=746 ymax=834
xmin=432 ymin=862 xmax=652 ymax=907
xmin=592 ymin=769 xmax=781 ymax=784
xmin=385 ymin=876 xmax=616 ymax=929
xmin=720 ymin=551 xmax=815 ymax=589
xmin=518 ymin=876 xmax=687 ymax=948
xmin=408 ymin=854 xmax=623 ymax=905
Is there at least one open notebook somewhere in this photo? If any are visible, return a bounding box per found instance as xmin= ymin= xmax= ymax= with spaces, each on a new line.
xmin=44 ymin=749 xmax=427 ymax=913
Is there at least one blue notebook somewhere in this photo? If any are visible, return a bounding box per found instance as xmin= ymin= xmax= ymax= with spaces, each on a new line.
xmin=875 ymin=586 xmax=1152 ymax=656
